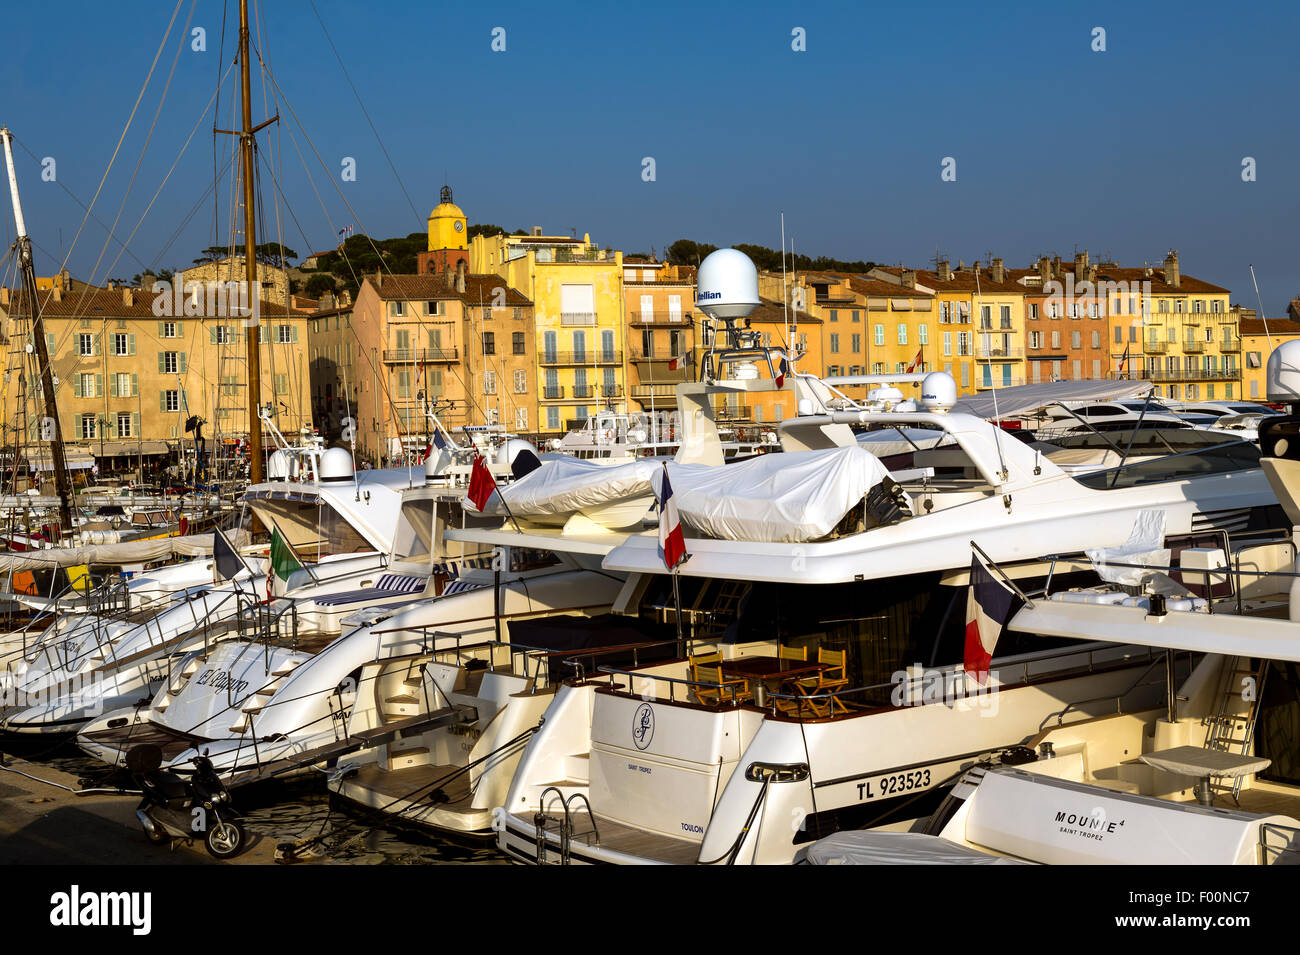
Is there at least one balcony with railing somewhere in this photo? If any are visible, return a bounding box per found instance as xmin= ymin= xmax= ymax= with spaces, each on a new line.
xmin=541 ymin=385 xmax=565 ymax=400
xmin=1182 ymin=339 xmax=1205 ymax=353
xmin=602 ymin=384 xmax=624 ymax=398
xmin=539 ymin=350 xmax=623 ymax=366
xmin=1220 ymin=337 xmax=1241 ymax=352
xmin=571 ymin=385 xmax=596 ymax=399
xmin=1144 ymin=339 xmax=1168 ymax=354
xmin=975 ymin=377 xmax=1027 ymax=390
xmin=628 ymin=310 xmax=693 ymax=326
xmin=631 ymin=384 xmax=679 ymax=400
xmin=560 ymin=312 xmax=597 ymax=326
xmin=974 ymin=345 xmax=1024 ymax=360
xmin=1142 ymin=368 xmax=1238 ymax=383
xmin=382 ymin=347 xmax=459 ymax=363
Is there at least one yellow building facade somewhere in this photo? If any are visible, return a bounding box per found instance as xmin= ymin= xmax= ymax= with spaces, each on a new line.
xmin=471 ymin=230 xmax=625 ymax=435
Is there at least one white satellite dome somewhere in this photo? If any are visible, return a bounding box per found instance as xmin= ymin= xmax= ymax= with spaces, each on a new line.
xmin=317 ymin=446 xmax=355 ymax=482
xmin=919 ymin=371 xmax=958 ymax=412
xmin=1267 ymin=340 xmax=1300 ymax=403
xmin=495 ymin=437 xmax=540 ymax=470
xmin=695 ymin=248 xmax=759 ymax=320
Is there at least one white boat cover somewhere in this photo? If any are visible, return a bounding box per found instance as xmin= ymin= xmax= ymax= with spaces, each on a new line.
xmin=804 ymin=831 xmax=1027 ymax=865
xmin=953 ymin=379 xmax=1152 ymax=421
xmin=650 ymin=446 xmax=894 ymax=543
xmin=475 ymin=457 xmax=661 ymax=519
xmin=0 ymin=534 xmax=214 ymax=572
xmin=1084 ymin=508 xmax=1170 ymax=585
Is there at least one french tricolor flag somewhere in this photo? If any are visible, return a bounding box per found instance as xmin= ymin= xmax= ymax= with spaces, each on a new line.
xmin=658 ymin=463 xmax=687 ymax=570
xmin=775 ymin=356 xmax=790 ymax=388
xmin=963 ymin=553 xmax=1023 ymax=684
xmin=667 ymin=350 xmax=687 ymax=372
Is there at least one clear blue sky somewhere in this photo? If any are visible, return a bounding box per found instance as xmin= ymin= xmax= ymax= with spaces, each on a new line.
xmin=2 ymin=0 xmax=1297 ymax=311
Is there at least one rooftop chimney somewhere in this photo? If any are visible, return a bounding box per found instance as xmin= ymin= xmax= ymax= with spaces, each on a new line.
xmin=0 ymin=288 xmax=8 ymax=307
xmin=1163 ymin=250 xmax=1180 ymax=288
xmin=52 ymin=285 xmax=62 ymax=303
xmin=531 ymin=226 xmax=543 ymax=237
xmin=443 ymin=263 xmax=454 ymax=289
xmin=122 ymin=287 xmax=134 ymax=307
xmin=900 ymin=268 xmax=916 ymax=288
xmin=1037 ymin=256 xmax=1051 ymax=285
xmin=937 ymin=259 xmax=952 ymax=281
xmin=1073 ymin=250 xmax=1089 ymax=282
xmin=990 ymin=257 xmax=1005 ymax=283
xmin=456 ymin=260 xmax=467 ymax=294
xmin=375 ymin=269 xmax=383 ymax=288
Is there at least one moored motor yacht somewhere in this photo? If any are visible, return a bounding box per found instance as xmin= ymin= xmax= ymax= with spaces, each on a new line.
xmin=487 ymin=248 xmax=1287 ymax=865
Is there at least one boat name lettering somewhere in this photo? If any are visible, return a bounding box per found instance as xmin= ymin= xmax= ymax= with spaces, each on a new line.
xmin=1054 ymin=808 xmax=1123 ymax=838
xmin=194 ymin=669 xmax=249 ymax=696
xmin=680 ymin=822 xmax=704 ymax=834
xmin=859 ymin=768 xmax=931 ymax=800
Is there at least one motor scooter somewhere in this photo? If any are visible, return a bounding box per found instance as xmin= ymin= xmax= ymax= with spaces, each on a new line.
xmin=125 ymin=743 xmax=246 ymax=858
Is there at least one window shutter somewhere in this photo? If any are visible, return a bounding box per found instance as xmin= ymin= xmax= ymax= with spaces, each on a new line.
xmin=46 ymin=333 xmax=55 ymax=353
xmin=259 ymin=325 xmax=266 ymax=343
xmin=158 ymin=322 xmax=166 ymax=338
xmin=73 ymin=376 xmax=82 ymax=398
xmin=132 ymin=412 xmax=140 ymax=435
xmin=179 ymin=352 xmax=187 ymax=373
xmin=96 ymin=374 xmax=103 ymax=397
xmin=209 ymin=326 xmax=218 ymax=345
xmin=129 ymin=333 xmax=136 ymax=355
xmin=291 ymin=325 xmax=299 ymax=343
xmin=158 ymin=352 xmax=166 ymax=374
xmin=110 ymin=375 xmax=118 ymax=397
xmin=131 ymin=373 xmax=138 ymax=396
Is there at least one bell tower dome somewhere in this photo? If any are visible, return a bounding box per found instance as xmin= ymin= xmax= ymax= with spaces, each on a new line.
xmin=420 ymin=184 xmax=468 ymax=275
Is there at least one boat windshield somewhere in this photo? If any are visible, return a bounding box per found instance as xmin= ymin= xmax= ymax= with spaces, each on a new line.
xmin=1074 ymin=438 xmax=1259 ymax=489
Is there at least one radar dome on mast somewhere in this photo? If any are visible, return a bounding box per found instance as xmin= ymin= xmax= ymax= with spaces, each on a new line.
xmin=695 ymin=248 xmax=759 ymax=320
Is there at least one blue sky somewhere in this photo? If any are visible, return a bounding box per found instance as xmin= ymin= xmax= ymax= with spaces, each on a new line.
xmin=2 ymin=0 xmax=1297 ymax=311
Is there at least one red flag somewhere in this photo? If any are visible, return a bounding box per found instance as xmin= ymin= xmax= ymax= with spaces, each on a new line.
xmin=667 ymin=350 xmax=687 ymax=372
xmin=467 ymin=454 xmax=497 ymax=511
xmin=906 ymin=349 xmax=924 ymax=373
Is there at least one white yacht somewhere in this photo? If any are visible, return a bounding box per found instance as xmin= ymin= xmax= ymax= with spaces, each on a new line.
xmin=2 ymin=441 xmax=417 ymax=736
xmin=801 ymin=345 xmax=1300 ymax=866
xmin=487 ymin=248 xmax=1284 ymax=865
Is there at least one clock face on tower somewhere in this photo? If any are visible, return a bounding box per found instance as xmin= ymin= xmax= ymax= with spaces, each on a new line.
xmin=454 ymin=220 xmax=464 ymax=232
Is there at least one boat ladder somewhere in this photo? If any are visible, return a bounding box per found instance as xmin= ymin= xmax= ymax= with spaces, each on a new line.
xmin=1204 ymin=655 xmax=1269 ymax=802
xmin=533 ymin=787 xmax=600 ymax=865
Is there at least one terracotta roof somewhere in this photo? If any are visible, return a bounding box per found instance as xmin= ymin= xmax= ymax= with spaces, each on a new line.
xmin=745 ymin=297 xmax=818 ymax=325
xmin=1240 ymin=317 xmax=1300 ymax=337
xmin=872 ymin=265 xmax=1025 ymax=295
xmin=1005 ymin=264 xmax=1229 ymax=296
xmin=1 ymin=286 xmax=307 ymax=319
xmin=806 ymin=272 xmax=934 ymax=299
xmin=363 ymin=273 xmax=532 ymax=306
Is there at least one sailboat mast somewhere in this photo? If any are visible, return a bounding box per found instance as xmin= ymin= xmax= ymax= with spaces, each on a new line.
xmin=1 ymin=126 xmax=74 ymax=533
xmin=239 ymin=0 xmax=263 ymax=483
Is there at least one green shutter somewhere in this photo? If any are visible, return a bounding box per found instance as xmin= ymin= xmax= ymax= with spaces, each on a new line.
xmin=178 ymin=352 xmax=187 ymax=373
xmin=95 ymin=374 xmax=103 ymax=397
xmin=132 ymin=412 xmax=140 ymax=435
xmin=73 ymin=376 xmax=82 ymax=398
xmin=158 ymin=322 xmax=166 ymax=338
xmin=131 ymin=373 xmax=138 ymax=397
xmin=291 ymin=325 xmax=299 ymax=343
xmin=110 ymin=375 xmax=118 ymax=397
xmin=157 ymin=352 xmax=165 ymax=373
xmin=209 ymin=326 xmax=218 ymax=345
xmin=46 ymin=333 xmax=55 ymax=353
xmin=129 ymin=333 xmax=136 ymax=355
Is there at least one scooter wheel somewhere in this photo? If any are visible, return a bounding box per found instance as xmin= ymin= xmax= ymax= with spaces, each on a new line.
xmin=204 ymin=819 xmax=246 ymax=858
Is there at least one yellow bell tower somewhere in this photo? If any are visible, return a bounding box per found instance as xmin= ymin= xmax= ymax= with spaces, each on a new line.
xmin=427 ymin=184 xmax=467 ymax=255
